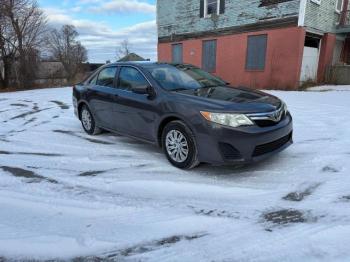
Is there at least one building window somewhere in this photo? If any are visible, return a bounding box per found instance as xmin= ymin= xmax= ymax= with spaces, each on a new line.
xmin=200 ymin=0 xmax=225 ymax=18
xmin=310 ymin=0 xmax=321 ymax=5
xmin=207 ymin=0 xmax=218 ymax=16
xmin=172 ymin=44 xmax=183 ymax=64
xmin=246 ymin=35 xmax=268 ymax=71
xmin=202 ymin=40 xmax=217 ymax=73
xmin=336 ymin=0 xmax=344 ymax=13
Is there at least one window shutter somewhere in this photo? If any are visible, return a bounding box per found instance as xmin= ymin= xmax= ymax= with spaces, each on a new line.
xmin=172 ymin=44 xmax=183 ymax=64
xmin=246 ymin=35 xmax=267 ymax=70
xmin=200 ymin=0 xmax=204 ymax=18
xmin=202 ymin=40 xmax=217 ymax=73
xmin=219 ymin=0 xmax=225 ymax=14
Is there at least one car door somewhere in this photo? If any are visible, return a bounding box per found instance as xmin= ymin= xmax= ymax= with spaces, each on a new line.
xmin=113 ymin=66 xmax=158 ymax=142
xmin=87 ymin=66 xmax=119 ymax=130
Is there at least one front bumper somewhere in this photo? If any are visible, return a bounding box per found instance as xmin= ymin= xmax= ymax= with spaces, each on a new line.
xmin=194 ymin=113 xmax=293 ymax=165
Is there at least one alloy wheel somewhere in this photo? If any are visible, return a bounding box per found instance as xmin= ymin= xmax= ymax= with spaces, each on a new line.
xmin=81 ymin=108 xmax=92 ymax=131
xmin=165 ymin=130 xmax=189 ymax=163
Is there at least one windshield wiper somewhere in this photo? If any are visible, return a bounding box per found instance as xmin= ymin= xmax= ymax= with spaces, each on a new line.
xmin=172 ymin=84 xmax=224 ymax=91
xmin=202 ymin=85 xmax=220 ymax=88
xmin=171 ymin=87 xmax=188 ymax=91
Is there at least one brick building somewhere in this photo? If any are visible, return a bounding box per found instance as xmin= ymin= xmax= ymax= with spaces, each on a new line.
xmin=157 ymin=0 xmax=350 ymax=90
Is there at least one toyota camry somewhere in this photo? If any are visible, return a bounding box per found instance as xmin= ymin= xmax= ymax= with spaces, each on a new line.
xmin=73 ymin=62 xmax=293 ymax=169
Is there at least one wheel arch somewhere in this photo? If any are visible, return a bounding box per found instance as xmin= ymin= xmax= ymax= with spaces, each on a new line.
xmin=157 ymin=114 xmax=195 ymax=148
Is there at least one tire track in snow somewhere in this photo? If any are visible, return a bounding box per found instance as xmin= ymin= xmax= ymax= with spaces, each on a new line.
xmin=0 ymin=150 xmax=63 ymax=157
xmin=52 ymin=130 xmax=115 ymax=145
xmin=0 ymin=166 xmax=58 ymax=184
xmin=74 ymin=233 xmax=208 ymax=261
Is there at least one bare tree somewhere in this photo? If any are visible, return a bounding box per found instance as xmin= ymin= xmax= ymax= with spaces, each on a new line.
xmin=47 ymin=25 xmax=88 ymax=82
xmin=0 ymin=0 xmax=47 ymax=88
xmin=0 ymin=7 xmax=17 ymax=88
xmin=116 ymin=39 xmax=131 ymax=60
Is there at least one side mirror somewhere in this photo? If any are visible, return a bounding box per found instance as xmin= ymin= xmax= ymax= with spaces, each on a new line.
xmin=131 ymin=85 xmax=156 ymax=98
xmin=131 ymin=85 xmax=150 ymax=94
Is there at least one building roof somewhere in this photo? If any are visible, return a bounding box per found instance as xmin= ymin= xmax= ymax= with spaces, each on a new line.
xmin=81 ymin=62 xmax=105 ymax=72
xmin=117 ymin=53 xmax=147 ymax=62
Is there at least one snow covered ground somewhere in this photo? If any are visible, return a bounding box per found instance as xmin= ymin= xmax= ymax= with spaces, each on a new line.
xmin=307 ymin=85 xmax=350 ymax=92
xmin=0 ymin=86 xmax=349 ymax=262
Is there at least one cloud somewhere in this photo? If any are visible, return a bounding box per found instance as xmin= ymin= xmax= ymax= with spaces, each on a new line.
xmin=70 ymin=6 xmax=82 ymax=12
xmin=44 ymin=8 xmax=157 ymax=63
xmin=86 ymin=0 xmax=156 ymax=14
xmin=78 ymin=0 xmax=103 ymax=4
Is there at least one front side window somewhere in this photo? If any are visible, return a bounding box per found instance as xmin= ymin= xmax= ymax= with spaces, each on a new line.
xmin=246 ymin=34 xmax=268 ymax=71
xmin=96 ymin=67 xmax=117 ymax=87
xmin=117 ymin=67 xmax=148 ymax=91
xmin=146 ymin=64 xmax=226 ymax=91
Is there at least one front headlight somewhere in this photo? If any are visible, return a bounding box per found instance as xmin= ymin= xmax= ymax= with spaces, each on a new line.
xmin=283 ymin=102 xmax=288 ymax=114
xmin=200 ymin=111 xmax=254 ymax=128
xmin=279 ymin=101 xmax=288 ymax=116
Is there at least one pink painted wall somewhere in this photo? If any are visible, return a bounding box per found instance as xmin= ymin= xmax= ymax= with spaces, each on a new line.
xmin=317 ymin=33 xmax=336 ymax=83
xmin=158 ymin=26 xmax=306 ymax=90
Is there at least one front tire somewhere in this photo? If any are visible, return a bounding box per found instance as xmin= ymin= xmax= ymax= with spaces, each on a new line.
xmin=80 ymin=105 xmax=101 ymax=135
xmin=162 ymin=120 xmax=199 ymax=169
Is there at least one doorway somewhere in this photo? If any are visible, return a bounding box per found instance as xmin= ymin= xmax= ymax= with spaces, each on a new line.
xmin=300 ymin=35 xmax=321 ymax=82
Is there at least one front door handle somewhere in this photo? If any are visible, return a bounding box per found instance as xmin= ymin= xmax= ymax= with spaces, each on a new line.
xmin=113 ymin=94 xmax=119 ymax=101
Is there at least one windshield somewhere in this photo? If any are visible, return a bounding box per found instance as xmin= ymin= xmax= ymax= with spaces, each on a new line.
xmin=146 ymin=64 xmax=226 ymax=91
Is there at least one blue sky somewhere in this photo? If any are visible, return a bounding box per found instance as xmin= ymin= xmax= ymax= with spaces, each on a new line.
xmin=39 ymin=0 xmax=157 ymax=62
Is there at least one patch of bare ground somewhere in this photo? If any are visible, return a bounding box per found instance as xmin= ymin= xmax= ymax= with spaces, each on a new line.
xmin=283 ymin=183 xmax=321 ymax=202
xmin=262 ymin=209 xmax=316 ymax=229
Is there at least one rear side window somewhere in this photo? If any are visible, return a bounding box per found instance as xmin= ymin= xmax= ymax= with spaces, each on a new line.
xmin=96 ymin=67 xmax=117 ymax=87
xmin=117 ymin=67 xmax=148 ymax=91
xmin=88 ymin=73 xmax=98 ymax=85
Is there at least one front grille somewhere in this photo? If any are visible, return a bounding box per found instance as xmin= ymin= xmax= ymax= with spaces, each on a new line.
xmin=253 ymin=113 xmax=286 ymax=127
xmin=219 ymin=143 xmax=242 ymax=160
xmin=253 ymin=132 xmax=292 ymax=157
xmin=254 ymin=120 xmax=278 ymax=127
xmin=248 ymin=104 xmax=288 ymax=128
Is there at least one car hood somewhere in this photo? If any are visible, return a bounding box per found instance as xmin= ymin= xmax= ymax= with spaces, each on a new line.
xmin=172 ymin=86 xmax=282 ymax=113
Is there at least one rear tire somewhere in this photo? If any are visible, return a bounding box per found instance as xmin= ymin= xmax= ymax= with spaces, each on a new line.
xmin=80 ymin=105 xmax=101 ymax=135
xmin=162 ymin=120 xmax=199 ymax=169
